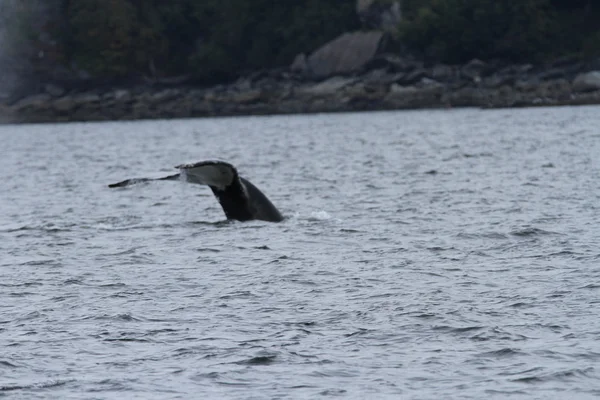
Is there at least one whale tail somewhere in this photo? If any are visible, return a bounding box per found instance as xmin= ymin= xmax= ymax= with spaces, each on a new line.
xmin=108 ymin=160 xmax=284 ymax=223
xmin=107 ymin=173 xmax=181 ymax=188
xmin=175 ymin=161 xmax=237 ymax=190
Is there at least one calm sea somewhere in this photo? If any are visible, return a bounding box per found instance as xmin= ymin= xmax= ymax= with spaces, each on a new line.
xmin=1 ymin=107 xmax=599 ymax=399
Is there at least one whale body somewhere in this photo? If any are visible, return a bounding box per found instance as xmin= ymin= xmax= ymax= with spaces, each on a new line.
xmin=108 ymin=160 xmax=284 ymax=223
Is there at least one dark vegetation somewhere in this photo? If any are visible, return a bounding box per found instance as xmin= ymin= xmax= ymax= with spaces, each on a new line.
xmin=398 ymin=0 xmax=600 ymax=63
xmin=18 ymin=0 xmax=600 ymax=85
xmin=59 ymin=0 xmax=359 ymax=83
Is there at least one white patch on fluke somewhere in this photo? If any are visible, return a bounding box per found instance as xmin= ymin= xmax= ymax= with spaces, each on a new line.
xmin=178 ymin=163 xmax=235 ymax=189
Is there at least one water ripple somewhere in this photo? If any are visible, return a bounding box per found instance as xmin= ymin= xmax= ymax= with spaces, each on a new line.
xmin=1 ymin=107 xmax=599 ymax=398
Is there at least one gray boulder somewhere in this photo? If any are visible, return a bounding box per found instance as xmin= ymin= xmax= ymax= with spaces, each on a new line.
xmin=11 ymin=93 xmax=52 ymax=111
xmin=572 ymin=71 xmax=600 ymax=92
xmin=290 ymin=53 xmax=308 ymax=74
xmin=461 ymin=59 xmax=488 ymax=81
xmin=297 ymin=77 xmax=357 ymax=96
xmin=304 ymin=31 xmax=384 ymax=79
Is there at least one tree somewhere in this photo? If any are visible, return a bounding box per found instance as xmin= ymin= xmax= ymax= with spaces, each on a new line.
xmin=398 ymin=0 xmax=555 ymax=63
xmin=66 ymin=0 xmax=168 ymax=78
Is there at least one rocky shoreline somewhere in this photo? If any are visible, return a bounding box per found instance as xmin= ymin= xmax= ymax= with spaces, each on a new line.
xmin=2 ymin=56 xmax=600 ymax=124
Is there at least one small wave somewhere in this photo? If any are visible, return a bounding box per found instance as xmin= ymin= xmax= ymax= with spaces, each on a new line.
xmin=103 ymin=337 xmax=151 ymax=343
xmin=470 ymin=328 xmax=530 ymax=342
xmin=580 ymin=283 xmax=600 ymax=289
xmin=344 ymin=328 xmax=375 ymax=338
xmin=0 ymin=360 xmax=20 ymax=368
xmin=0 ymin=225 xmax=31 ymax=233
xmin=16 ymin=311 xmax=45 ymax=322
xmin=187 ymin=220 xmax=232 ymax=227
xmin=456 ymin=232 xmax=509 ymax=240
xmin=0 ymin=225 xmax=73 ymax=233
xmin=510 ymin=227 xmax=559 ymax=237
xmin=511 ymin=367 xmax=595 ymax=383
xmin=143 ymin=328 xmax=178 ymax=337
xmin=339 ymin=228 xmax=361 ymax=233
xmin=235 ymin=353 xmax=279 ymax=366
xmin=97 ymin=283 xmax=127 ymax=288
xmin=433 ymin=325 xmax=484 ymax=334
xmin=219 ymin=291 xmax=256 ymax=300
xmin=463 ymin=152 xmax=494 ymax=158
xmin=63 ymin=278 xmax=85 ymax=285
xmin=478 ymin=348 xmax=525 ymax=358
xmin=509 ymin=302 xmax=536 ymax=309
xmin=77 ymin=313 xmax=143 ymax=322
xmin=0 ymin=282 xmax=42 ymax=288
xmin=193 ymin=371 xmax=221 ymax=380
xmin=196 ymin=247 xmax=221 ymax=253
xmin=18 ymin=259 xmax=60 ymax=267
xmin=268 ymin=255 xmax=290 ymax=264
xmin=99 ymin=247 xmax=141 ymax=257
xmin=109 ymin=313 xmax=142 ymax=322
xmin=0 ymin=379 xmax=73 ymax=392
xmin=320 ymin=389 xmax=348 ymax=396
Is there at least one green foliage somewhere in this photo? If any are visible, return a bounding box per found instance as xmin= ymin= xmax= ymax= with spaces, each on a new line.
xmin=67 ymin=0 xmax=168 ymax=78
xmin=398 ymin=0 xmax=600 ymax=63
xmin=397 ymin=0 xmax=555 ymax=63
xmin=62 ymin=0 xmax=358 ymax=82
xmin=187 ymin=0 xmax=359 ymax=82
xmin=17 ymin=0 xmax=600 ymax=84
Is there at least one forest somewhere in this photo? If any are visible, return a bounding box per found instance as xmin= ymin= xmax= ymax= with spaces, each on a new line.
xmin=8 ymin=0 xmax=600 ymax=85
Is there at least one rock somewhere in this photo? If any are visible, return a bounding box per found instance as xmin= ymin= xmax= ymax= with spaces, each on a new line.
xmin=11 ymin=94 xmax=52 ymax=110
xmin=400 ymin=68 xmax=427 ymax=85
xmin=418 ymin=77 xmax=444 ymax=89
xmin=44 ymin=83 xmax=65 ymax=97
xmin=550 ymin=55 xmax=581 ymax=69
xmin=364 ymin=54 xmax=421 ymax=73
xmin=53 ymin=95 xmax=76 ymax=112
xmin=572 ymin=71 xmax=600 ymax=92
xmin=357 ymin=0 xmax=402 ymax=33
xmin=515 ymin=78 xmax=541 ymax=92
xmin=538 ymin=68 xmax=566 ymax=81
xmin=431 ymin=64 xmax=457 ymax=82
xmin=290 ymin=53 xmax=308 ymax=74
xmin=306 ymin=31 xmax=384 ymax=79
xmin=150 ymin=89 xmax=181 ymax=102
xmin=389 ymin=83 xmax=418 ymax=95
xmin=536 ymin=79 xmax=571 ymax=99
xmin=362 ymin=69 xmax=404 ymax=85
xmin=229 ymin=89 xmax=263 ymax=104
xmin=385 ymin=83 xmax=444 ymax=108
xmin=114 ymin=89 xmax=131 ymax=101
xmin=497 ymin=64 xmax=533 ymax=78
xmin=483 ymin=74 xmax=515 ymax=89
xmin=461 ymin=59 xmax=488 ymax=80
xmin=297 ymin=77 xmax=357 ymax=96
xmin=72 ymin=93 xmax=100 ymax=105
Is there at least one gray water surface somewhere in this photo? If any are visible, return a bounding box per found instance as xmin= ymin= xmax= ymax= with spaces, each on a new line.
xmin=1 ymin=107 xmax=600 ymax=399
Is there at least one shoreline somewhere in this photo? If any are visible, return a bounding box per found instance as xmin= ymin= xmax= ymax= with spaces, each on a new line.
xmin=2 ymin=58 xmax=600 ymax=124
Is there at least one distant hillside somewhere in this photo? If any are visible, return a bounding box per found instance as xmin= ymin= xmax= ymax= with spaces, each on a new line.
xmin=1 ymin=0 xmax=598 ymax=97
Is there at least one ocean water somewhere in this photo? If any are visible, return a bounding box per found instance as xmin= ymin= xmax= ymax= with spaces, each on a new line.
xmin=1 ymin=107 xmax=599 ymax=399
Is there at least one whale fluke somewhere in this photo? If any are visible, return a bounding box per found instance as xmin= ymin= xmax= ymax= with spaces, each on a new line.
xmin=108 ymin=160 xmax=284 ymax=223
xmin=108 ymin=173 xmax=181 ymax=188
